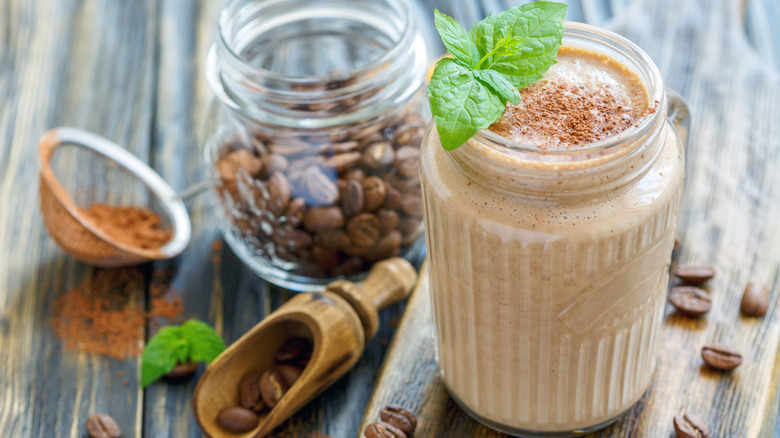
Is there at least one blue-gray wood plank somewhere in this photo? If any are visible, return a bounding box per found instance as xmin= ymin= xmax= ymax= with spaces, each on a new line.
xmin=0 ymin=0 xmax=778 ymax=437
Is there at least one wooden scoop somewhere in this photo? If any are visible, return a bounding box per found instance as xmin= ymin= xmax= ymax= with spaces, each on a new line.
xmin=193 ymin=257 xmax=418 ymax=437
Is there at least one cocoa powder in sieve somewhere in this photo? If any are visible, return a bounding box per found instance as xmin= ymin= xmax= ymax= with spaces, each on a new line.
xmin=82 ymin=204 xmax=172 ymax=250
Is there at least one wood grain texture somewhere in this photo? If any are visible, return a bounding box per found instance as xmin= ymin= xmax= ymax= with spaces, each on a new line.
xmin=361 ymin=0 xmax=780 ymax=437
xmin=0 ymin=0 xmax=778 ymax=437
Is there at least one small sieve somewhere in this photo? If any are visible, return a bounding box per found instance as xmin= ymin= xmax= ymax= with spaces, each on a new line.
xmin=38 ymin=127 xmax=194 ymax=267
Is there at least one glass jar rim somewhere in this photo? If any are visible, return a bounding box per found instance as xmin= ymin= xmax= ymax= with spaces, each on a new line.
xmin=216 ymin=0 xmax=415 ymax=84
xmin=468 ymin=21 xmax=665 ymax=164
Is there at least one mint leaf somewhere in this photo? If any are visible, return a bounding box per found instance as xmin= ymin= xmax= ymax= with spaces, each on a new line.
xmin=427 ymin=58 xmax=505 ymax=151
xmin=140 ymin=319 xmax=226 ymax=387
xmin=181 ymin=320 xmax=226 ymax=363
xmin=433 ymin=9 xmax=479 ymax=66
xmin=470 ymin=2 xmax=567 ymax=88
xmin=426 ymin=3 xmax=566 ymax=150
xmin=141 ymin=326 xmax=185 ymax=387
xmin=473 ymin=69 xmax=521 ymax=105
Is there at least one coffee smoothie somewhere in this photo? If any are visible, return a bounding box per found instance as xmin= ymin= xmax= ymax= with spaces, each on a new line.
xmin=420 ymin=24 xmax=684 ymax=435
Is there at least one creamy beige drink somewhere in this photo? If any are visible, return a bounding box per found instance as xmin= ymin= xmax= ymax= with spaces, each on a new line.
xmin=420 ymin=25 xmax=685 ymax=436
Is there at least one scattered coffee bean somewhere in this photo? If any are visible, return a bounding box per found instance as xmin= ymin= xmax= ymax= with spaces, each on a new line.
xmin=364 ymin=421 xmax=408 ymax=438
xmin=239 ymin=372 xmax=265 ymax=412
xmin=85 ymin=413 xmax=122 ymax=438
xmin=217 ymin=406 xmax=259 ymax=433
xmin=701 ymin=344 xmax=742 ymax=371
xmin=673 ymin=264 xmax=715 ymax=284
xmin=275 ymin=337 xmax=312 ymax=362
xmin=260 ymin=369 xmax=289 ymax=408
xmin=741 ymin=281 xmax=769 ymax=316
xmin=669 ymin=286 xmax=711 ymax=316
xmin=274 ymin=363 xmax=304 ymax=387
xmin=165 ymin=361 xmax=198 ymax=379
xmin=673 ymin=413 xmax=710 ymax=438
xmin=379 ymin=405 xmax=417 ymax=435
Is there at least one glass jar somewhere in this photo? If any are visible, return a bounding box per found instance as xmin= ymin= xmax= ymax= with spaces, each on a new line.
xmin=419 ymin=23 xmax=687 ymax=436
xmin=204 ymin=0 xmax=428 ymax=291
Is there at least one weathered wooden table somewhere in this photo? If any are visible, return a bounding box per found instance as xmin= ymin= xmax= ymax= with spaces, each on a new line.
xmin=1 ymin=0 xmax=779 ymax=436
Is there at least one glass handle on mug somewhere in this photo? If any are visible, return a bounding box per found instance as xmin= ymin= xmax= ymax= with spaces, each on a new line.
xmin=666 ymin=87 xmax=691 ymax=154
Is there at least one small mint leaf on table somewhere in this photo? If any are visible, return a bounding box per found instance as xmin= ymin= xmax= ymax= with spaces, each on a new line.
xmin=427 ymin=2 xmax=567 ymax=150
xmin=140 ymin=319 xmax=226 ymax=387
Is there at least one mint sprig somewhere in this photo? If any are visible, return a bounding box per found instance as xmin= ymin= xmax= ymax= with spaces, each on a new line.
xmin=427 ymin=3 xmax=567 ymax=150
xmin=141 ymin=319 xmax=226 ymax=387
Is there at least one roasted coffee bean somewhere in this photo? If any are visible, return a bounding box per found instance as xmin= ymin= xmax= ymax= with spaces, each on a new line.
xmin=673 ymin=413 xmax=710 ymax=438
xmin=673 ymin=264 xmax=715 ymax=284
xmin=275 ymin=337 xmax=313 ymax=362
xmin=267 ymin=172 xmax=292 ymax=215
xmin=323 ymin=152 xmax=362 ymax=173
xmin=400 ymin=191 xmax=423 ymax=218
xmin=353 ymin=123 xmax=384 ymax=141
xmin=259 ymin=370 xmax=288 ymax=408
xmin=701 ymin=344 xmax=742 ymax=371
xmin=383 ymin=184 xmax=402 ymax=209
xmin=399 ymin=217 xmax=422 ymax=246
xmin=366 ymin=231 xmax=402 ymax=261
xmin=165 ymin=361 xmax=197 ymax=379
xmin=316 ymin=229 xmax=351 ymax=250
xmin=362 ymin=142 xmax=395 ymax=170
xmin=274 ymin=363 xmax=305 ymax=387
xmin=225 ymin=148 xmax=263 ymax=178
xmin=358 ymin=133 xmax=385 ymax=150
xmin=362 ymin=177 xmax=387 ymax=212
xmin=320 ymin=141 xmax=359 ymax=155
xmin=342 ymin=179 xmax=365 ymax=217
xmin=344 ymin=168 xmax=366 ymax=182
xmin=217 ymin=406 xmax=259 ymax=433
xmin=379 ymin=405 xmax=417 ymax=436
xmin=286 ymin=155 xmax=324 ymax=175
xmin=238 ymin=372 xmax=265 ymax=412
xmin=364 ymin=421 xmax=408 ymax=438
xmin=669 ymin=286 xmax=711 ymax=316
xmin=303 ymin=206 xmax=345 ymax=233
xmin=331 ymin=256 xmax=364 ymax=277
xmin=85 ymin=413 xmax=122 ymax=438
xmin=269 ymin=141 xmax=311 ymax=156
xmin=347 ymin=213 xmax=381 ymax=248
xmin=261 ymin=153 xmax=288 ymax=177
xmin=312 ymin=245 xmax=341 ymax=270
xmin=285 ymin=198 xmax=307 ymax=227
xmin=741 ymin=281 xmax=769 ymax=316
xmin=393 ymin=120 xmax=425 ymax=146
xmin=394 ymin=146 xmax=420 ymax=179
xmin=272 ymin=225 xmax=312 ymax=250
xmin=300 ymin=166 xmax=339 ymax=206
xmin=377 ymin=209 xmax=399 ymax=235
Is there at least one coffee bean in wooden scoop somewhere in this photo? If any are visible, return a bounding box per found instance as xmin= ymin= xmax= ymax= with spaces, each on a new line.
xmin=85 ymin=413 xmax=122 ymax=438
xmin=701 ymin=344 xmax=742 ymax=371
xmin=673 ymin=264 xmax=715 ymax=284
xmin=217 ymin=406 xmax=259 ymax=433
xmin=673 ymin=413 xmax=710 ymax=438
xmin=741 ymin=281 xmax=769 ymax=316
xmin=669 ymin=286 xmax=711 ymax=316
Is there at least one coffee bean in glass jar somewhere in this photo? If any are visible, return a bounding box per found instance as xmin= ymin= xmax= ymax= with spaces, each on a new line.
xmin=204 ymin=0 xmax=428 ymax=291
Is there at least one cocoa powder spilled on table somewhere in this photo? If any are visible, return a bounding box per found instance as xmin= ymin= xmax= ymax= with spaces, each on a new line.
xmin=50 ymin=267 xmax=185 ymax=360
xmin=82 ymin=204 xmax=172 ymax=249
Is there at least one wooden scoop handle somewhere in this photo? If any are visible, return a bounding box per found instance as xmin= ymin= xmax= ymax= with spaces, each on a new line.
xmin=326 ymin=257 xmax=417 ymax=341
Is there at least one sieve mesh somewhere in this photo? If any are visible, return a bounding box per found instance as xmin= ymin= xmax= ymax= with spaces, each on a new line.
xmin=38 ymin=128 xmax=190 ymax=267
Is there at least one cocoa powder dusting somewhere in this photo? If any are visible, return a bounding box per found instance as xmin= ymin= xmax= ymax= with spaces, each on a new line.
xmin=82 ymin=204 xmax=172 ymax=249
xmin=490 ymin=81 xmax=636 ymax=149
xmin=50 ymin=267 xmax=185 ymax=360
